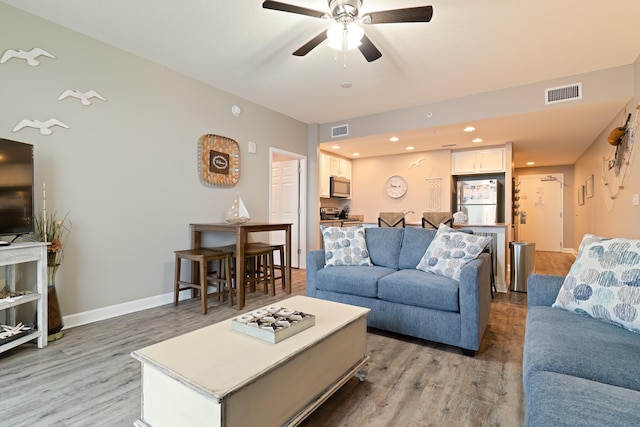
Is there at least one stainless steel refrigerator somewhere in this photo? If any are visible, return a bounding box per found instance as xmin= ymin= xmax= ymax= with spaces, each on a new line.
xmin=456 ymin=179 xmax=499 ymax=225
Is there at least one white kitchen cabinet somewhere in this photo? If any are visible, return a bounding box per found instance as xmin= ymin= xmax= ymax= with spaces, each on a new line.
xmin=329 ymin=156 xmax=351 ymax=179
xmin=319 ymin=153 xmax=332 ymax=198
xmin=320 ymin=153 xmax=351 ymax=198
xmin=452 ymin=148 xmax=505 ymax=174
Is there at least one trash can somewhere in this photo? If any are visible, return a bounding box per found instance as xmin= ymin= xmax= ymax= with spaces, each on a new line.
xmin=509 ymin=241 xmax=536 ymax=292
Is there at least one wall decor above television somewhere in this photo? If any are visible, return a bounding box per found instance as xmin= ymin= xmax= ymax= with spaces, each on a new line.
xmin=12 ymin=118 xmax=69 ymax=135
xmin=0 ymin=47 xmax=55 ymax=66
xmin=0 ymin=138 xmax=35 ymax=237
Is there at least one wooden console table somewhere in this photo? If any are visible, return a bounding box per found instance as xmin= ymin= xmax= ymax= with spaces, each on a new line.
xmin=190 ymin=222 xmax=292 ymax=309
xmin=0 ymin=242 xmax=48 ymax=352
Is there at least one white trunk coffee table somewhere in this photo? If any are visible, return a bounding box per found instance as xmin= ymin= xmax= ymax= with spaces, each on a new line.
xmin=131 ymin=295 xmax=370 ymax=427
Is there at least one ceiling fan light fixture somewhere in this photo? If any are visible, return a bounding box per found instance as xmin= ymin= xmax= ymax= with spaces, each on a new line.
xmin=327 ymin=22 xmax=364 ymax=50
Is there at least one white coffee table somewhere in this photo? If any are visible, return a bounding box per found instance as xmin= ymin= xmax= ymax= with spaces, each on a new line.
xmin=131 ymin=295 xmax=370 ymax=427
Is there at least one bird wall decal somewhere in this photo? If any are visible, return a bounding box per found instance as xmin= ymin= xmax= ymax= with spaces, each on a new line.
xmin=0 ymin=48 xmax=56 ymax=66
xmin=408 ymin=158 xmax=427 ymax=168
xmin=12 ymin=119 xmax=70 ymax=135
xmin=58 ymin=89 xmax=107 ymax=106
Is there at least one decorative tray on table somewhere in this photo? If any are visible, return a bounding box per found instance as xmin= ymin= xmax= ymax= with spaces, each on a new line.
xmin=231 ymin=305 xmax=315 ymax=344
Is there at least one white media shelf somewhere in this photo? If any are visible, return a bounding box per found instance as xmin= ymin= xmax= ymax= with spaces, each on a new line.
xmin=0 ymin=242 xmax=48 ymax=353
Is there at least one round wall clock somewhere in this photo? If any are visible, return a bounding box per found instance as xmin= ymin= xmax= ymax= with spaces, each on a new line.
xmin=385 ymin=175 xmax=408 ymax=198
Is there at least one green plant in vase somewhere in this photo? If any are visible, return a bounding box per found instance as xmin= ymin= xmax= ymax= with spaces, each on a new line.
xmin=34 ymin=210 xmax=71 ymax=340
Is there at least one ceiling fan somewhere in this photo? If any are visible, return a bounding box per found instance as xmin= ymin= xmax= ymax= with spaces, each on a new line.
xmin=262 ymin=0 xmax=433 ymax=62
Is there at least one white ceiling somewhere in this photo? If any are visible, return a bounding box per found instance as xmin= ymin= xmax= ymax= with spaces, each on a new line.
xmin=4 ymin=0 xmax=640 ymax=167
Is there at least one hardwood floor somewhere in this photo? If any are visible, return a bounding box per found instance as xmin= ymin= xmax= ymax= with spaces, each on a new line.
xmin=0 ymin=252 xmax=573 ymax=427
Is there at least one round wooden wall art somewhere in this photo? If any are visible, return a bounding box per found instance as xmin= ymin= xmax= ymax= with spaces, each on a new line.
xmin=198 ymin=134 xmax=240 ymax=187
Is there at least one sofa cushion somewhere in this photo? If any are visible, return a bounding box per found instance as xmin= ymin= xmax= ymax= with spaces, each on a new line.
xmin=315 ymin=265 xmax=394 ymax=298
xmin=525 ymin=370 xmax=640 ymax=427
xmin=365 ymin=227 xmax=403 ymax=269
xmin=398 ymin=227 xmax=437 ymax=270
xmin=524 ymin=306 xmax=640 ymax=392
xmin=321 ymin=225 xmax=372 ymax=267
xmin=416 ymin=223 xmax=490 ymax=281
xmin=552 ymin=235 xmax=640 ymax=334
xmin=377 ymin=270 xmax=460 ymax=312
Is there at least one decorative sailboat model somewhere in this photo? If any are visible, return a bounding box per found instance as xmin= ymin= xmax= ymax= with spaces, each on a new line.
xmin=225 ymin=192 xmax=251 ymax=224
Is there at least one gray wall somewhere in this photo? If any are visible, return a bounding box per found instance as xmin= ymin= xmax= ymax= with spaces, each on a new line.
xmin=571 ymin=55 xmax=640 ymax=246
xmin=0 ymin=4 xmax=308 ymax=316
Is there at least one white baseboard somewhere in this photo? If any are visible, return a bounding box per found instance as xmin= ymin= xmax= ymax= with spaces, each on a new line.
xmin=62 ymin=290 xmax=192 ymax=330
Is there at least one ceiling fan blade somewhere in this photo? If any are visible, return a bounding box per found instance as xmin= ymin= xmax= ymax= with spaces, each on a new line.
xmin=363 ymin=6 xmax=433 ymax=24
xmin=262 ymin=1 xmax=327 ymax=19
xmin=358 ymin=34 xmax=382 ymax=62
xmin=293 ymin=31 xmax=327 ymax=56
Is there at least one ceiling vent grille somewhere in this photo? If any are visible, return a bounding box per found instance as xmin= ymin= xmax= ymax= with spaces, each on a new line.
xmin=331 ymin=124 xmax=349 ymax=138
xmin=545 ymin=83 xmax=582 ymax=105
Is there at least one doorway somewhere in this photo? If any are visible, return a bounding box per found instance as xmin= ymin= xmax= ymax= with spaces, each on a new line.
xmin=517 ymin=174 xmax=564 ymax=252
xmin=270 ymin=148 xmax=307 ymax=269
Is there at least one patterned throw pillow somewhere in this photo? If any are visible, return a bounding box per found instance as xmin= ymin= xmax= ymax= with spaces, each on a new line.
xmin=552 ymin=235 xmax=640 ymax=334
xmin=416 ymin=223 xmax=490 ymax=281
xmin=322 ymin=225 xmax=372 ymax=267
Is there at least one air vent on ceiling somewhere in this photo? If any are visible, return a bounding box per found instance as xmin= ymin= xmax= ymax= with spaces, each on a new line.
xmin=545 ymin=82 xmax=582 ymax=105
xmin=331 ymin=124 xmax=349 ymax=138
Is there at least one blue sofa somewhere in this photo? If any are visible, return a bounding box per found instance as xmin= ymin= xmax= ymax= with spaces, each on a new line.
xmin=306 ymin=227 xmax=492 ymax=354
xmin=523 ymin=274 xmax=640 ymax=426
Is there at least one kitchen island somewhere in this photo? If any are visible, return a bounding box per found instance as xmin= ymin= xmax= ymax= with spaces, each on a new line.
xmin=351 ymin=222 xmax=509 ymax=293
xmin=452 ymin=223 xmax=508 ymax=292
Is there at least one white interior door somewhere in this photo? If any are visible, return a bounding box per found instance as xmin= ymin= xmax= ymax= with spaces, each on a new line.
xmin=271 ymin=159 xmax=300 ymax=268
xmin=517 ymin=174 xmax=563 ymax=251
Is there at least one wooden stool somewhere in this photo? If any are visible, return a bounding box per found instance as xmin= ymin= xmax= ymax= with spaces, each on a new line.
xmin=208 ymin=244 xmax=276 ymax=296
xmin=174 ymin=248 xmax=233 ymax=314
xmin=251 ymin=242 xmax=286 ymax=291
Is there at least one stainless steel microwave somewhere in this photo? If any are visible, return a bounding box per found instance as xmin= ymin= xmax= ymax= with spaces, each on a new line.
xmin=330 ymin=176 xmax=351 ymax=198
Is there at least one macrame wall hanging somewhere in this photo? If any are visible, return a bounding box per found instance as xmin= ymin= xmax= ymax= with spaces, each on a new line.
xmin=425 ymin=178 xmax=442 ymax=212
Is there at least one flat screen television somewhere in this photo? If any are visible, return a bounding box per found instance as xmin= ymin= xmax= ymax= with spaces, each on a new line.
xmin=0 ymin=138 xmax=35 ymax=238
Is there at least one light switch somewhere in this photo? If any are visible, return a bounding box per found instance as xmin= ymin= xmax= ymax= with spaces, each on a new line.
xmin=633 ymin=193 xmax=639 ymax=206
xmin=248 ymin=141 xmax=257 ymax=154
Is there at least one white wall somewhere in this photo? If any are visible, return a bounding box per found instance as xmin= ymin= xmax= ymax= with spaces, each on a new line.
xmin=0 ymin=4 xmax=308 ymax=317
xmin=349 ymin=149 xmax=452 ymax=225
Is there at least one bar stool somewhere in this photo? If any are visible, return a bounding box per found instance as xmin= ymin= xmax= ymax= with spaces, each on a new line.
xmin=208 ymin=243 xmax=276 ymax=296
xmin=174 ymin=248 xmax=233 ymax=314
xmin=251 ymin=242 xmax=286 ymax=291
xmin=378 ymin=212 xmax=405 ymax=228
xmin=421 ymin=212 xmax=453 ymax=229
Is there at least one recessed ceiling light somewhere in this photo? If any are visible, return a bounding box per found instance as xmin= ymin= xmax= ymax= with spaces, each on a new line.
xmin=353 ymin=152 xmax=360 ymax=157
xmin=463 ymin=126 xmax=476 ymax=132
xmin=389 ymin=137 xmax=399 ymax=142
xmin=406 ymin=146 xmax=415 ymax=151
xmin=341 ymin=82 xmax=352 ymax=89
xmin=472 ymin=138 xmax=483 ymax=143
xmin=332 ymin=145 xmax=340 ymax=149
xmin=526 ymin=161 xmax=535 ymax=166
